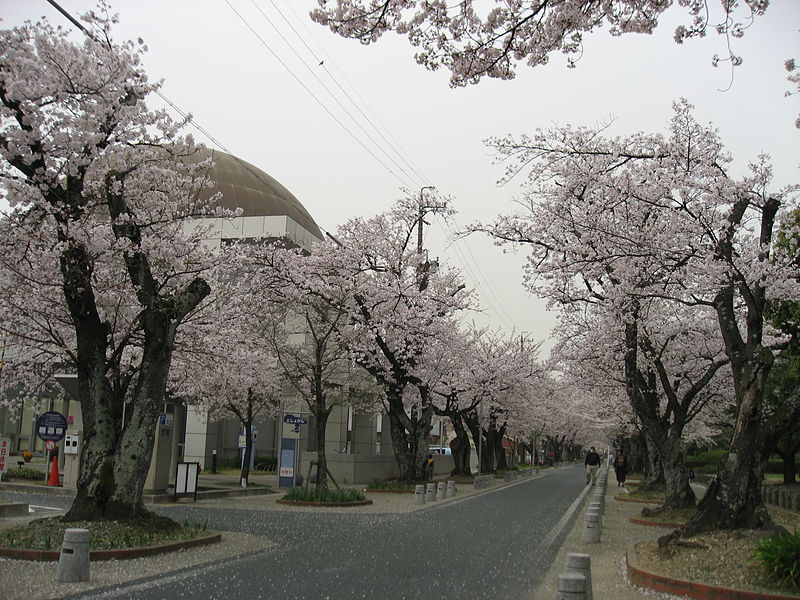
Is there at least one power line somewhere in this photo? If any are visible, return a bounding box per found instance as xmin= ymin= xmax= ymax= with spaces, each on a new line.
xmin=433 ymin=214 xmax=519 ymax=331
xmin=223 ymin=0 xmax=413 ymax=189
xmin=265 ymin=0 xmax=432 ymax=187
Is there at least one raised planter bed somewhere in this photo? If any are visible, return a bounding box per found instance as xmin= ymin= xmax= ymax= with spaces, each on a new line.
xmin=0 ymin=533 xmax=222 ymax=562
xmin=614 ymin=496 xmax=662 ymax=504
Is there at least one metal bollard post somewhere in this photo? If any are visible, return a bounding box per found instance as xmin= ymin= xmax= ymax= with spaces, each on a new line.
xmin=436 ymin=481 xmax=446 ymax=500
xmin=56 ymin=528 xmax=90 ymax=583
xmin=564 ymin=553 xmax=592 ymax=600
xmin=554 ymin=572 xmax=587 ymax=600
xmin=414 ymin=484 xmax=426 ymax=505
xmin=426 ymin=482 xmax=436 ymax=502
xmin=446 ymin=480 xmax=456 ymax=498
xmin=581 ymin=511 xmax=601 ymax=544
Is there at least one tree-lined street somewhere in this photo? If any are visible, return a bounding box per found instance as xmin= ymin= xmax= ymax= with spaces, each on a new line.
xmin=4 ymin=468 xmax=587 ymax=600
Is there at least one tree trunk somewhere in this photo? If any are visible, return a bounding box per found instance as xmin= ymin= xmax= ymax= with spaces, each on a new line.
xmin=384 ymin=388 xmax=432 ymax=481
xmin=314 ymin=406 xmax=332 ymax=491
xmin=678 ymin=380 xmax=774 ymax=538
xmin=641 ymin=433 xmax=665 ymax=489
xmin=780 ymin=452 xmax=797 ymax=485
xmin=448 ymin=413 xmax=472 ymax=477
xmin=64 ymin=280 xmax=208 ymax=522
xmin=661 ymin=444 xmax=696 ymax=509
xmin=494 ymin=424 xmax=508 ymax=471
xmin=65 ymin=312 xmax=180 ymax=521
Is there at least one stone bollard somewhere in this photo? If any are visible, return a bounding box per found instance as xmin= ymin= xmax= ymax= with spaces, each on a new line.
xmin=564 ymin=553 xmax=593 ymax=600
xmin=57 ymin=528 xmax=90 ymax=583
xmin=436 ymin=481 xmax=447 ymax=500
xmin=589 ymin=501 xmax=603 ymax=518
xmin=555 ymin=572 xmax=587 ymax=600
xmin=581 ymin=511 xmax=601 ymax=544
xmin=414 ymin=484 xmax=426 ymax=505
xmin=426 ymin=483 xmax=436 ymax=502
xmin=446 ymin=480 xmax=457 ymax=498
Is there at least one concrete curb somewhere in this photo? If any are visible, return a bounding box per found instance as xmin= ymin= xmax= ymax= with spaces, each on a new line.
xmin=626 ymin=547 xmax=797 ymax=600
xmin=0 ymin=533 xmax=222 ymax=562
xmin=613 ymin=496 xmax=661 ymax=504
xmin=275 ymin=499 xmax=373 ymax=507
xmin=0 ymin=502 xmax=29 ymax=517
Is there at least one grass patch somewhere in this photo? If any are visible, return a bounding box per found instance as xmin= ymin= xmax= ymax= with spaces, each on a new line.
xmin=0 ymin=516 xmax=211 ymax=551
xmin=640 ymin=506 xmax=696 ymax=524
xmin=626 ymin=483 xmax=667 ymax=503
xmin=282 ymin=487 xmax=366 ymax=503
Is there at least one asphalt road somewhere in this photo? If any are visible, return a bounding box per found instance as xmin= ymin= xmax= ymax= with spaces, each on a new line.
xmin=11 ymin=466 xmax=588 ymax=600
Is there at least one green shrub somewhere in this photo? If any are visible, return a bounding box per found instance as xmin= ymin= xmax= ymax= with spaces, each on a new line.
xmin=4 ymin=467 xmax=46 ymax=481
xmin=282 ymin=487 xmax=366 ymax=503
xmin=685 ymin=449 xmax=727 ymax=469
xmin=754 ymin=528 xmax=800 ymax=591
xmin=366 ymin=479 xmax=415 ymax=490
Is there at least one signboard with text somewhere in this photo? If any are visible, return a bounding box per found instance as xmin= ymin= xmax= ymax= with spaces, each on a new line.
xmin=36 ymin=411 xmax=68 ymax=442
xmin=0 ymin=438 xmax=9 ymax=473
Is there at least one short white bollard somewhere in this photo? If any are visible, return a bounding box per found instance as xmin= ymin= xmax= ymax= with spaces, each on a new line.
xmin=426 ymin=482 xmax=436 ymax=502
xmin=414 ymin=484 xmax=426 ymax=505
xmin=436 ymin=481 xmax=447 ymax=500
xmin=564 ymin=553 xmax=593 ymax=600
xmin=581 ymin=511 xmax=601 ymax=544
xmin=446 ymin=480 xmax=457 ymax=498
xmin=554 ymin=572 xmax=587 ymax=600
xmin=56 ymin=528 xmax=90 ymax=583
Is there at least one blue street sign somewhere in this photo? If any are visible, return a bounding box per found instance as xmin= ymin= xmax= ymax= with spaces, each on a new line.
xmin=283 ymin=414 xmax=308 ymax=433
xmin=35 ymin=411 xmax=68 ymax=442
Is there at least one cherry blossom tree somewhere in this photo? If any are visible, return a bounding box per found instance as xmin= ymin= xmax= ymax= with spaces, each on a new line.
xmin=0 ymin=11 xmax=225 ymax=521
xmin=258 ymin=193 xmax=472 ymax=481
xmin=169 ymin=270 xmax=283 ymax=487
xmin=243 ymin=243 xmax=378 ymax=491
xmin=478 ymin=100 xmax=799 ymax=534
xmin=311 ymin=0 xmax=770 ymax=87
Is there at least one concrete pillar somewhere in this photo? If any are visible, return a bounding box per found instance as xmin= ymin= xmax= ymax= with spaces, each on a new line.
xmin=581 ymin=511 xmax=601 ymax=544
xmin=414 ymin=484 xmax=426 ymax=505
xmin=436 ymin=481 xmax=446 ymax=500
xmin=426 ymin=483 xmax=436 ymax=502
xmin=564 ymin=553 xmax=592 ymax=600
xmin=56 ymin=528 xmax=90 ymax=583
xmin=555 ymin=573 xmax=587 ymax=600
xmin=446 ymin=480 xmax=456 ymax=498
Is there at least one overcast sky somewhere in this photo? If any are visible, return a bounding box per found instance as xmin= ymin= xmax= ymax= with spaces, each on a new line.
xmin=2 ymin=0 xmax=798 ymax=354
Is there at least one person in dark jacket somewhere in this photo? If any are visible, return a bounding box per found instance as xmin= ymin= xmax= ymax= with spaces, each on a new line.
xmin=613 ymin=450 xmax=627 ymax=487
xmin=585 ymin=446 xmax=601 ymax=485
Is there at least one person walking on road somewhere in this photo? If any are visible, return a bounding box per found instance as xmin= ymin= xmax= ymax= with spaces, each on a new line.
xmin=613 ymin=450 xmax=627 ymax=487
xmin=585 ymin=446 xmax=601 ymax=485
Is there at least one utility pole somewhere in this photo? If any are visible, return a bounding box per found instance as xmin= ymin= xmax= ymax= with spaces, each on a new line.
xmin=417 ymin=186 xmax=435 ymax=290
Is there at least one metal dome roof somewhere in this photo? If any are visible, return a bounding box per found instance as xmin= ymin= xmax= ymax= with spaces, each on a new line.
xmin=196 ymin=148 xmax=323 ymax=241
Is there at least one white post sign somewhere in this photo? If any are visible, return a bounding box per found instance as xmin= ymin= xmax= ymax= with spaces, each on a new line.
xmin=0 ymin=438 xmax=9 ymax=474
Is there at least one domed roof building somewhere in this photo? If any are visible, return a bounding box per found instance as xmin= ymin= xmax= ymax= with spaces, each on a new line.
xmin=195 ymin=149 xmax=323 ymax=249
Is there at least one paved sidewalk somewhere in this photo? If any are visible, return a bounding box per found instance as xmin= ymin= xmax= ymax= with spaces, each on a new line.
xmin=529 ymin=472 xmax=677 ymax=600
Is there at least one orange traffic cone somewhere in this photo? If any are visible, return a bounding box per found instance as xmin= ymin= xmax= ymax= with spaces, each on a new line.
xmin=48 ymin=455 xmax=60 ymax=487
